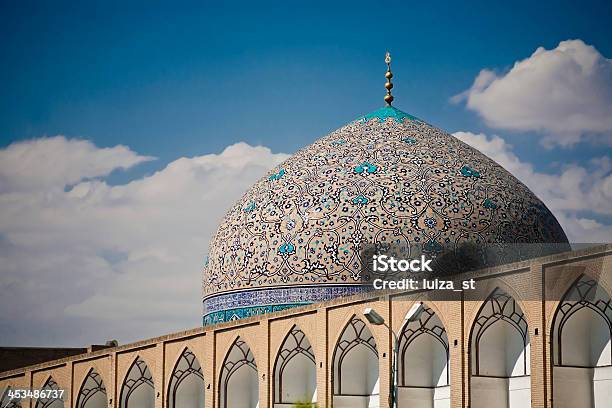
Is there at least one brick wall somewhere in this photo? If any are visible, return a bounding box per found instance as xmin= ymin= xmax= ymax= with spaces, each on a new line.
xmin=1 ymin=244 xmax=610 ymax=408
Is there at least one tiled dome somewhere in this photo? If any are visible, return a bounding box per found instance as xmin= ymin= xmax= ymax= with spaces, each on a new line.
xmin=202 ymin=106 xmax=568 ymax=324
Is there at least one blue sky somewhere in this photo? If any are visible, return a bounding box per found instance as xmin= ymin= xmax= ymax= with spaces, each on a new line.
xmin=1 ymin=0 xmax=610 ymax=176
xmin=0 ymin=1 xmax=611 ymax=345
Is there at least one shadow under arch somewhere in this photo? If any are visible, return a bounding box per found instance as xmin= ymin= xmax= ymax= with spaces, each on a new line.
xmin=397 ymin=303 xmax=450 ymax=407
xmin=551 ymin=274 xmax=612 ymax=408
xmin=35 ymin=376 xmax=64 ymax=408
xmin=76 ymin=368 xmax=107 ymax=408
xmin=218 ymin=336 xmax=258 ymax=408
xmin=331 ymin=314 xmax=379 ymax=408
xmin=273 ymin=324 xmax=316 ymax=407
xmin=167 ymin=347 xmax=205 ymax=408
xmin=119 ymin=356 xmax=154 ymax=408
xmin=468 ymin=287 xmax=531 ymax=408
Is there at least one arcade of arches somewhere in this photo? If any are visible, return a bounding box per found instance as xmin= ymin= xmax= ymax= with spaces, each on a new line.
xmin=1 ymin=245 xmax=611 ymax=408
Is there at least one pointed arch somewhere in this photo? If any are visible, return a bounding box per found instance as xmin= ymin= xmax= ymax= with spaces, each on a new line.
xmin=76 ymin=368 xmax=107 ymax=408
xmin=398 ymin=303 xmax=449 ymax=385
xmin=552 ymin=274 xmax=612 ymax=407
xmin=167 ymin=348 xmax=205 ymax=408
xmin=471 ymin=288 xmax=529 ymax=376
xmin=397 ymin=303 xmax=450 ymax=406
xmin=35 ymin=376 xmax=64 ymax=408
xmin=552 ymin=274 xmax=612 ymax=366
xmin=119 ymin=357 xmax=154 ymax=408
xmin=332 ymin=315 xmax=379 ymax=407
xmin=1 ymin=386 xmax=22 ymax=408
xmin=273 ymin=325 xmax=316 ymax=405
xmin=219 ymin=336 xmax=258 ymax=408
xmin=469 ymin=288 xmax=531 ymax=408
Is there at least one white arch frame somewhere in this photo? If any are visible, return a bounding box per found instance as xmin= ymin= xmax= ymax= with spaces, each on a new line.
xmin=553 ymin=275 xmax=612 ymax=366
xmin=397 ymin=304 xmax=450 ymax=407
xmin=551 ymin=275 xmax=612 ymax=408
xmin=76 ymin=368 xmax=107 ymax=408
xmin=1 ymin=386 xmax=23 ymax=408
xmin=35 ymin=376 xmax=64 ymax=408
xmin=167 ymin=348 xmax=205 ymax=408
xmin=119 ymin=357 xmax=155 ymax=408
xmin=273 ymin=325 xmax=316 ymax=406
xmin=219 ymin=337 xmax=259 ymax=408
xmin=332 ymin=315 xmax=379 ymax=408
xmin=469 ymin=288 xmax=531 ymax=408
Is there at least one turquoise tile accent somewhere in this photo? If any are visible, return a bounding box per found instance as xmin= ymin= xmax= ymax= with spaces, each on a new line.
xmin=483 ymin=198 xmax=498 ymax=209
xmin=278 ymin=242 xmax=295 ymax=255
xmin=460 ymin=165 xmax=481 ymax=178
xmin=243 ymin=201 xmax=256 ymax=212
xmin=352 ymin=194 xmax=369 ymax=205
xmin=268 ymin=168 xmax=286 ymax=181
xmin=353 ymin=161 xmax=378 ymax=174
xmin=356 ymin=106 xmax=420 ymax=123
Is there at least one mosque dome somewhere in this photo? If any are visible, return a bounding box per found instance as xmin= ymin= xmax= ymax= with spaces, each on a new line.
xmin=202 ymin=56 xmax=568 ymax=324
xmin=202 ymin=103 xmax=569 ymax=324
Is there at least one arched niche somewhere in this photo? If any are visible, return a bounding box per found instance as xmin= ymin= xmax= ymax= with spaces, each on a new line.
xmin=35 ymin=377 xmax=64 ymax=408
xmin=469 ymin=288 xmax=531 ymax=408
xmin=552 ymin=275 xmax=612 ymax=408
xmin=119 ymin=357 xmax=155 ymax=408
xmin=1 ymin=386 xmax=22 ymax=408
xmin=397 ymin=304 xmax=449 ymax=408
xmin=219 ymin=337 xmax=258 ymax=408
xmin=76 ymin=368 xmax=107 ymax=408
xmin=167 ymin=348 xmax=205 ymax=408
xmin=332 ymin=316 xmax=379 ymax=408
xmin=273 ymin=325 xmax=316 ymax=407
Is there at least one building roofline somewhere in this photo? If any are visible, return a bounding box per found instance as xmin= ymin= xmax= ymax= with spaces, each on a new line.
xmin=2 ymin=243 xmax=610 ymax=378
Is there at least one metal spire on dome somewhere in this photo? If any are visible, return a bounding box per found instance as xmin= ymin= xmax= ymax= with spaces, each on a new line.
xmin=384 ymin=51 xmax=394 ymax=106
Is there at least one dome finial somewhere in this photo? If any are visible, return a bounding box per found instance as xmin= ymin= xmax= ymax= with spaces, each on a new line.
xmin=384 ymin=51 xmax=394 ymax=106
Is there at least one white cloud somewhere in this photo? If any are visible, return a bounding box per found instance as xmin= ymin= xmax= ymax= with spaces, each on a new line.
xmin=0 ymin=133 xmax=608 ymax=346
xmin=454 ymin=131 xmax=612 ymax=242
xmin=0 ymin=140 xmax=288 ymax=346
xmin=555 ymin=214 xmax=612 ymax=244
xmin=454 ymin=40 xmax=612 ymax=147
xmin=0 ymin=136 xmax=155 ymax=193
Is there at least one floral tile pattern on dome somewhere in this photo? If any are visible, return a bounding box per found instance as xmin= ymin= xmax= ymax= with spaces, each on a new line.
xmin=203 ymin=106 xmax=569 ymax=323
